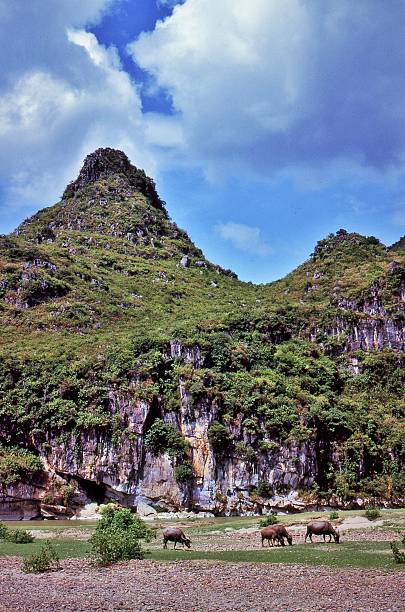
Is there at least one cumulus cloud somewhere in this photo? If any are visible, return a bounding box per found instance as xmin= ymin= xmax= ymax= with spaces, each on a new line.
xmin=215 ymin=222 xmax=272 ymax=256
xmin=0 ymin=0 xmax=155 ymax=224
xmin=129 ymin=0 xmax=405 ymax=179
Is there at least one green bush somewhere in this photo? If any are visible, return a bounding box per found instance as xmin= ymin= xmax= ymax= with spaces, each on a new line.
xmin=259 ymin=513 xmax=278 ymax=528
xmin=364 ymin=508 xmax=381 ymax=521
xmin=144 ymin=419 xmax=188 ymax=458
xmin=256 ymin=480 xmax=273 ymax=499
xmin=207 ymin=421 xmax=232 ymax=452
xmin=390 ymin=541 xmax=405 ymax=564
xmin=90 ymin=505 xmax=155 ymax=566
xmin=0 ymin=522 xmax=9 ymax=539
xmin=6 ymin=528 xmax=34 ymax=543
xmin=329 ymin=511 xmax=339 ymax=520
xmin=22 ymin=541 xmax=59 ymax=573
xmin=0 ymin=445 xmax=42 ymax=486
xmin=174 ymin=460 xmax=194 ymax=483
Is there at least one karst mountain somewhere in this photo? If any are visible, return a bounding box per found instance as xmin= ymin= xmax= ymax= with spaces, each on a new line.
xmin=0 ymin=148 xmax=403 ymax=519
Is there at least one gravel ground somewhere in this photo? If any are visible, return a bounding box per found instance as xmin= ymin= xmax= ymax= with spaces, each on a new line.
xmin=1 ymin=557 xmax=404 ymax=612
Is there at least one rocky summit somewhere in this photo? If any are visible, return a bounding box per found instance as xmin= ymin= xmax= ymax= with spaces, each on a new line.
xmin=0 ymin=148 xmax=404 ymax=520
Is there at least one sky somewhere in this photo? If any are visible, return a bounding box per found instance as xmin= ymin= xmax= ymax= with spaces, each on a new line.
xmin=0 ymin=0 xmax=404 ymax=283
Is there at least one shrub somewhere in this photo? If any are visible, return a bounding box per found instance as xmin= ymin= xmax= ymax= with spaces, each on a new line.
xmin=256 ymin=480 xmax=273 ymax=499
xmin=90 ymin=526 xmax=144 ymax=565
xmin=22 ymin=541 xmax=59 ymax=573
xmin=174 ymin=460 xmax=194 ymax=483
xmin=207 ymin=421 xmax=232 ymax=452
xmin=0 ymin=445 xmax=42 ymax=486
xmin=90 ymin=505 xmax=155 ymax=566
xmin=329 ymin=511 xmax=339 ymax=520
xmin=259 ymin=513 xmax=278 ymax=528
xmin=390 ymin=541 xmax=405 ymax=564
xmin=6 ymin=528 xmax=34 ymax=543
xmin=364 ymin=508 xmax=381 ymax=521
xmin=235 ymin=442 xmax=256 ymax=463
xmin=144 ymin=419 xmax=187 ymax=458
xmin=0 ymin=522 xmax=9 ymax=539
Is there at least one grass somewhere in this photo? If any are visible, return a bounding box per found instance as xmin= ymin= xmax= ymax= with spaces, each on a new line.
xmin=0 ymin=539 xmax=91 ymax=559
xmin=1 ymin=539 xmax=404 ymax=572
xmin=2 ymin=520 xmax=97 ymax=530
xmin=149 ymin=542 xmax=405 ymax=571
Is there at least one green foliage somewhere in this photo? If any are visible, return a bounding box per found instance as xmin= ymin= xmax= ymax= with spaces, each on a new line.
xmin=259 ymin=514 xmax=278 ymax=527
xmin=144 ymin=419 xmax=188 ymax=458
xmin=0 ymin=520 xmax=34 ymax=544
xmin=90 ymin=505 xmax=154 ymax=566
xmin=390 ymin=541 xmax=405 ymax=564
xmin=329 ymin=511 xmax=339 ymax=520
xmin=0 ymin=160 xmax=403 ymax=504
xmin=0 ymin=522 xmax=9 ymax=539
xmin=22 ymin=540 xmax=59 ymax=573
xmin=256 ymin=480 xmax=273 ymax=498
xmin=235 ymin=442 xmax=256 ymax=463
xmin=364 ymin=508 xmax=382 ymax=521
xmin=207 ymin=421 xmax=232 ymax=452
xmin=5 ymin=528 xmax=34 ymax=543
xmin=174 ymin=460 xmax=194 ymax=483
xmin=0 ymin=445 xmax=42 ymax=486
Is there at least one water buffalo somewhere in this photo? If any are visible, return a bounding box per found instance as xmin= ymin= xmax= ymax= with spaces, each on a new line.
xmin=163 ymin=527 xmax=192 ymax=549
xmin=261 ymin=525 xmax=293 ymax=547
xmin=305 ymin=520 xmax=340 ymax=543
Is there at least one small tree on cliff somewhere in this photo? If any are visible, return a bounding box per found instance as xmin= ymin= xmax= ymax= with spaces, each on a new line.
xmin=207 ymin=421 xmax=232 ymax=453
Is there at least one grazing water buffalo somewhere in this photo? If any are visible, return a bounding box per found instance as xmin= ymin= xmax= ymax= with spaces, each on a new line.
xmin=261 ymin=525 xmax=293 ymax=547
xmin=305 ymin=520 xmax=340 ymax=543
xmin=163 ymin=527 xmax=192 ymax=549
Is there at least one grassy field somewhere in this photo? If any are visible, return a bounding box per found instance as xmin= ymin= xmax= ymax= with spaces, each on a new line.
xmin=150 ymin=541 xmax=405 ymax=571
xmin=1 ymin=509 xmax=404 ymax=572
xmin=0 ymin=540 xmax=403 ymax=571
xmin=0 ymin=539 xmax=91 ymax=559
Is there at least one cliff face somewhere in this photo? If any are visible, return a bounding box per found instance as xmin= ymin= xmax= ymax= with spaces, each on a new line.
xmin=314 ymin=282 xmax=405 ymax=354
xmin=0 ymin=150 xmax=404 ymax=519
xmin=2 ymin=370 xmax=318 ymax=519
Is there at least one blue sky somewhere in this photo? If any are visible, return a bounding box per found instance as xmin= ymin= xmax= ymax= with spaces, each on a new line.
xmin=0 ymin=0 xmax=404 ymax=283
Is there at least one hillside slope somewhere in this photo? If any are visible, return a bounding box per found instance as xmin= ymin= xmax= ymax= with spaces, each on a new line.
xmin=0 ymin=149 xmax=403 ymax=519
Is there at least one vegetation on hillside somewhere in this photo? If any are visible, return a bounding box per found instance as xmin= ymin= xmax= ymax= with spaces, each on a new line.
xmin=0 ymin=149 xmax=403 ymax=504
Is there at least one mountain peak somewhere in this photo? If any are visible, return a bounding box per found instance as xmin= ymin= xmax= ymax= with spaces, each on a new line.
xmin=310 ymin=229 xmax=385 ymax=261
xmin=63 ymin=148 xmax=165 ymax=212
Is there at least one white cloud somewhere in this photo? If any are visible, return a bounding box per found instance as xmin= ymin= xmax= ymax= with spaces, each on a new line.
xmin=0 ymin=0 xmax=156 ymax=224
xmin=215 ymin=222 xmax=271 ymax=256
xmin=129 ymin=0 xmax=405 ymax=180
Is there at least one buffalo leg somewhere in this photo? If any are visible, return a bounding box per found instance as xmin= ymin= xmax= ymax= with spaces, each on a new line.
xmin=163 ymin=538 xmax=167 ymax=549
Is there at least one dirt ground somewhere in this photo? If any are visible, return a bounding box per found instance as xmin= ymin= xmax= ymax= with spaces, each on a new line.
xmin=1 ymin=557 xmax=404 ymax=612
